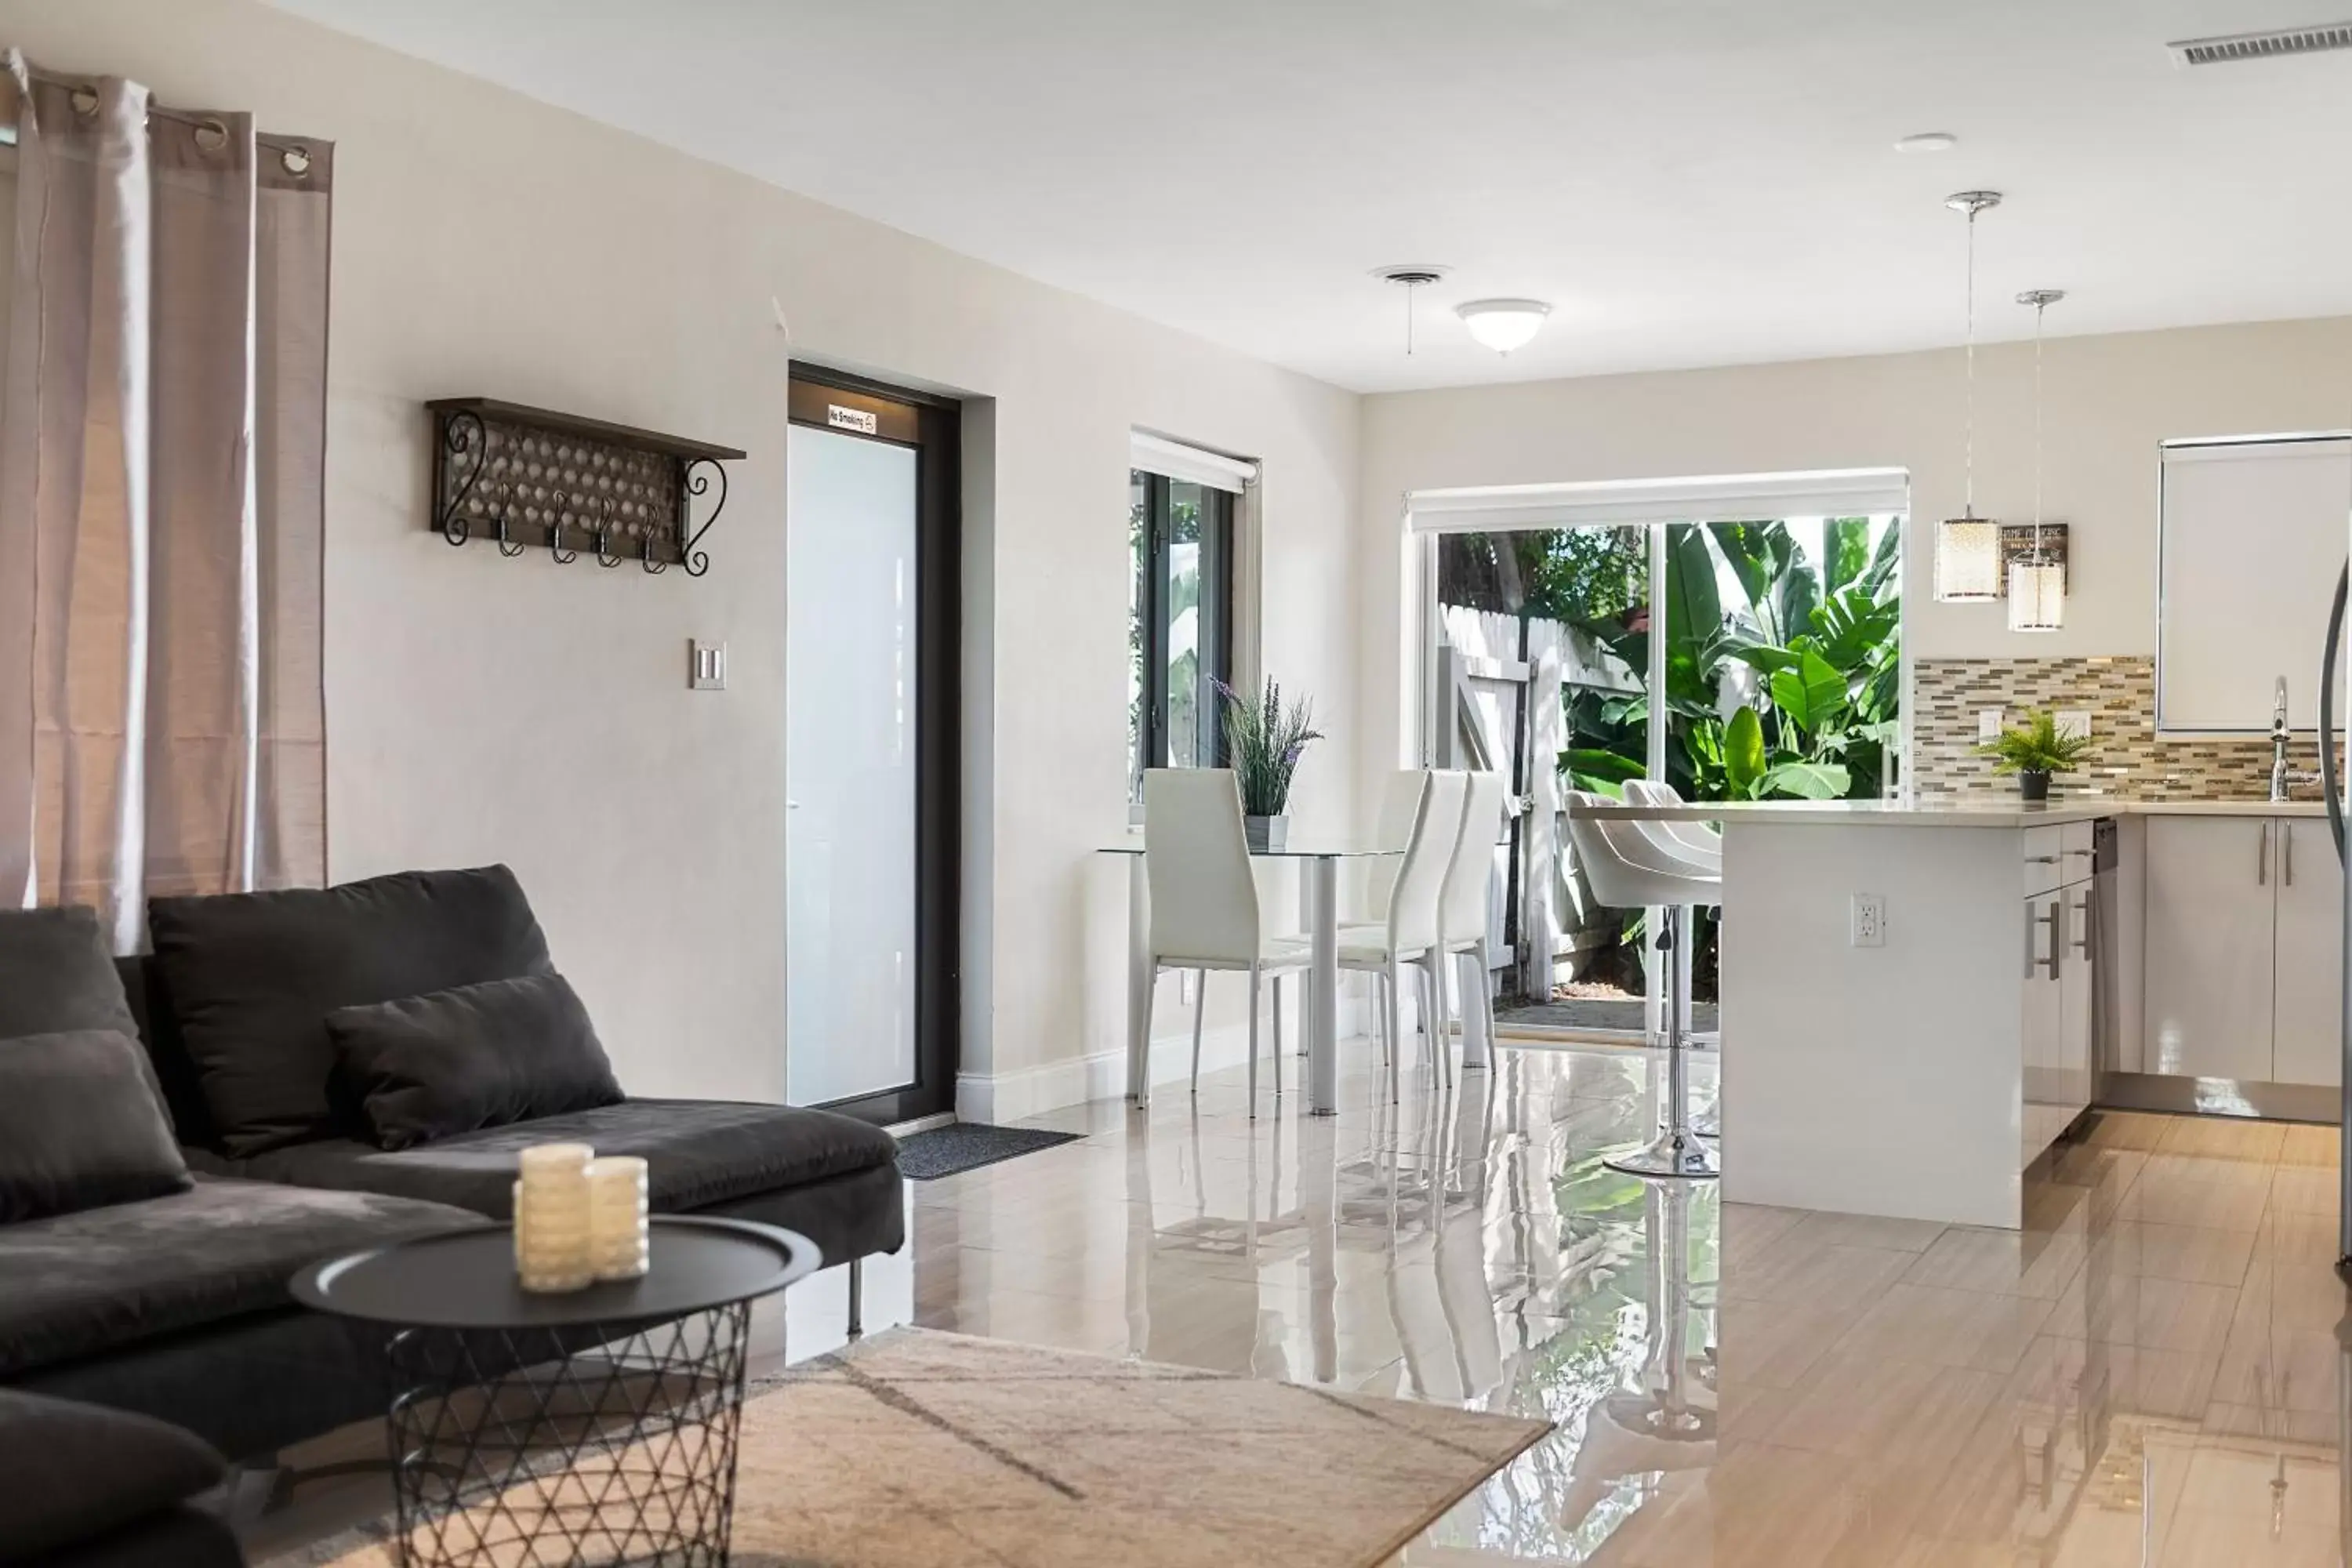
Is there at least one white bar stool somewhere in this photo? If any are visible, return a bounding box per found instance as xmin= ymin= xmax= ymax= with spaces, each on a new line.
xmin=1565 ymin=790 xmax=1722 ymax=1181
xmin=1621 ymin=779 xmax=1722 ymax=1061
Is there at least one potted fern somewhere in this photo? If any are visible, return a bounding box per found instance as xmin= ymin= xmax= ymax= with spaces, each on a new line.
xmin=1976 ymin=709 xmax=2092 ymax=801
xmin=1215 ymin=676 xmax=1324 ymax=851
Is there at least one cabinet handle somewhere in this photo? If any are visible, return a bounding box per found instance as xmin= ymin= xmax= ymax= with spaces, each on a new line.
xmin=2024 ymin=854 xmax=2060 ymax=865
xmin=2025 ymin=901 xmax=2060 ymax=978
xmin=2285 ymin=821 xmax=2295 ymax=887
xmin=2071 ymin=890 xmax=2092 ymax=956
xmin=2258 ymin=821 xmax=2271 ymax=885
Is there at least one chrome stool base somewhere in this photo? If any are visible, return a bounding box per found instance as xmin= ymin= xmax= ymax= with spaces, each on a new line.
xmin=1606 ymin=1130 xmax=1719 ymax=1181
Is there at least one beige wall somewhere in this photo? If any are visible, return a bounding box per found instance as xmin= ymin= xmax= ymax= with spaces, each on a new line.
xmin=1359 ymin=318 xmax=2352 ymax=782
xmin=1 ymin=0 xmax=1364 ymax=1108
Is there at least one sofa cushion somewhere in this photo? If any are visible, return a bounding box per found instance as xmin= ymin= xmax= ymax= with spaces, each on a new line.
xmin=0 ymin=1388 xmax=225 ymax=1561
xmin=148 ymin=865 xmax=555 ymax=1156
xmin=0 ymin=908 xmax=148 ymax=1091
xmin=223 ymin=1099 xmax=900 ymax=1220
xmin=0 ymin=1032 xmax=191 ymax=1223
xmin=328 ymin=973 xmax=623 ymax=1151
xmin=18 ymin=1504 xmax=245 ymax=1568
xmin=0 ymin=1177 xmax=478 ymax=1378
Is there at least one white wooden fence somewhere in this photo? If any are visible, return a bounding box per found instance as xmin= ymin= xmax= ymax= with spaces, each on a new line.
xmin=1434 ymin=607 xmax=1638 ymax=1000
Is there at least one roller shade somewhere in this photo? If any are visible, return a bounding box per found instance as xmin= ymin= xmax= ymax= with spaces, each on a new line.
xmin=1131 ymin=430 xmax=1256 ymax=494
xmin=1406 ymin=466 xmax=1910 ymax=532
xmin=2158 ymin=434 xmax=2352 ymax=731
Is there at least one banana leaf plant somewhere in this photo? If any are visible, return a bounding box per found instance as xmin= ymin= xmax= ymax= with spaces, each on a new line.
xmin=1558 ymin=517 xmax=1900 ymax=803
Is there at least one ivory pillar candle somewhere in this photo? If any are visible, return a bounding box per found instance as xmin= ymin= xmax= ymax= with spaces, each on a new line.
xmin=514 ymin=1142 xmax=594 ymax=1293
xmin=586 ymin=1156 xmax=650 ymax=1281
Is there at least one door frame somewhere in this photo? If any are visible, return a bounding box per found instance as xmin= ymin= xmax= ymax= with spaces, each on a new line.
xmin=786 ymin=366 xmax=960 ymax=1126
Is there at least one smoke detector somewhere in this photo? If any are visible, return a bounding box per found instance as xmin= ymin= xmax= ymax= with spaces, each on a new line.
xmin=2167 ymin=21 xmax=2352 ymax=66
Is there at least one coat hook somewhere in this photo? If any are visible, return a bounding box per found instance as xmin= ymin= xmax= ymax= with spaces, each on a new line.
xmin=548 ymin=491 xmax=578 ymax=564
xmin=641 ymin=528 xmax=668 ymax=575
xmin=593 ymin=499 xmax=623 ymax=568
xmin=493 ymin=485 xmax=524 ymax=557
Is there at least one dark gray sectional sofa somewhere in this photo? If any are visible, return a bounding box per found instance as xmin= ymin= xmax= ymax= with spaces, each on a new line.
xmin=0 ymin=869 xmax=905 ymax=1563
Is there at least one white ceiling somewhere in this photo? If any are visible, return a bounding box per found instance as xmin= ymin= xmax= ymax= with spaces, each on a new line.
xmin=269 ymin=0 xmax=2352 ymax=393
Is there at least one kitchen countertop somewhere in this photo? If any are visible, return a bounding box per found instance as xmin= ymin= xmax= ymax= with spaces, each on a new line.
xmin=1576 ymin=796 xmax=2334 ymax=829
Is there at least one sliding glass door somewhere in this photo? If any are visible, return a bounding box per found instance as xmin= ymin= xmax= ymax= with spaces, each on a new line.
xmin=1431 ymin=514 xmax=1903 ymax=1040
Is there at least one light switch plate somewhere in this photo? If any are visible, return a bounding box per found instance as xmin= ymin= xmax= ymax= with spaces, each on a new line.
xmin=1976 ymin=709 xmax=2005 ymax=742
xmin=689 ymin=640 xmax=727 ymax=691
xmin=2056 ymin=710 xmax=2090 ymax=740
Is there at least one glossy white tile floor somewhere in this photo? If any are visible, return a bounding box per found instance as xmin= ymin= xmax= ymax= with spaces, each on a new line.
xmin=858 ymin=1044 xmax=2352 ymax=1566
xmin=260 ymin=1041 xmax=2352 ymax=1566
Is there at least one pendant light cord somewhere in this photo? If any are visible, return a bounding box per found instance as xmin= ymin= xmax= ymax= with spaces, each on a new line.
xmin=1964 ymin=206 xmax=1978 ymax=517
xmin=2031 ymin=296 xmax=2045 ymax=548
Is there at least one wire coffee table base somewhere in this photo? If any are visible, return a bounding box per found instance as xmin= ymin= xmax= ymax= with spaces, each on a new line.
xmin=385 ymin=1303 xmax=752 ymax=1568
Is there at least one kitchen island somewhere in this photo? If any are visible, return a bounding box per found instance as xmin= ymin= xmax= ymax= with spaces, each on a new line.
xmin=1579 ymin=797 xmax=2328 ymax=1228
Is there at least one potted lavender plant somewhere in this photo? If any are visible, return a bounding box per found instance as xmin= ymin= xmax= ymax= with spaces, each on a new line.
xmin=1216 ymin=676 xmax=1324 ymax=851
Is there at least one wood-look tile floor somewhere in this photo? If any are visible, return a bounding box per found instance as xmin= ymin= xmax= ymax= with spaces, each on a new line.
xmin=253 ymin=1044 xmax=2352 ymax=1566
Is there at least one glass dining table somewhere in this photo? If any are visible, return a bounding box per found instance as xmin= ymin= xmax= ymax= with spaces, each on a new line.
xmin=1099 ymin=837 xmax=1486 ymax=1115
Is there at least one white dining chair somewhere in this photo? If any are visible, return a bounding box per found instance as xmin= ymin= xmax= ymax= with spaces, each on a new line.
xmin=1144 ymin=768 xmax=1309 ymax=1116
xmin=1350 ymin=768 xmax=1430 ymax=927
xmin=1435 ymin=770 xmax=1508 ymax=1069
xmin=1340 ymin=769 xmax=1468 ymax=1103
xmin=1565 ymin=789 xmax=1721 ymax=1180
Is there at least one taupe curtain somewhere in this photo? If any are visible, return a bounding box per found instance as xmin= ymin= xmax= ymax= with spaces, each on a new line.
xmin=0 ymin=55 xmax=329 ymax=947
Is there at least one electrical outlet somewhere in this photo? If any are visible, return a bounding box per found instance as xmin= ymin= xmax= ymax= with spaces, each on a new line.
xmin=1851 ymin=893 xmax=1886 ymax=948
xmin=2056 ymin=710 xmax=2090 ymax=741
xmin=1977 ymin=708 xmax=2005 ymax=742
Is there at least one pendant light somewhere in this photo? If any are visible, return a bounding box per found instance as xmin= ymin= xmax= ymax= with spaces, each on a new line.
xmin=1934 ymin=191 xmax=2003 ymax=601
xmin=2009 ymin=288 xmax=2067 ymax=632
xmin=1374 ymin=265 xmax=1448 ymax=356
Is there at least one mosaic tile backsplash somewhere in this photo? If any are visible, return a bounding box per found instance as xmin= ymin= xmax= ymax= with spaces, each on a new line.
xmin=1911 ymin=656 xmax=2337 ymax=800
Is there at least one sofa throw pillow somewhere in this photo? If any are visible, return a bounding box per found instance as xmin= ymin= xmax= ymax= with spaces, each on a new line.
xmin=148 ymin=865 xmax=556 ymax=1156
xmin=0 ymin=1031 xmax=192 ymax=1223
xmin=328 ymin=972 xmax=625 ymax=1150
xmin=0 ymin=905 xmax=143 ymax=1047
xmin=0 ymin=1387 xmax=228 ymax=1558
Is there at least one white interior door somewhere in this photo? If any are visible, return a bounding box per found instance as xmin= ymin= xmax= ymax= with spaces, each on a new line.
xmin=786 ymin=423 xmax=919 ymax=1107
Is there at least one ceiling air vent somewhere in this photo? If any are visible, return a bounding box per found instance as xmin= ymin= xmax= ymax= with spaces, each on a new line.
xmin=2167 ymin=21 xmax=2352 ymax=65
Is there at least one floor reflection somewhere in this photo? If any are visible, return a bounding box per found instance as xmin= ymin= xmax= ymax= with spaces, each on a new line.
xmin=815 ymin=1044 xmax=2352 ymax=1564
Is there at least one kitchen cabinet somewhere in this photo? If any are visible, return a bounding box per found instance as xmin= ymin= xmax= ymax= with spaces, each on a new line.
xmin=2022 ymin=822 xmax=2097 ymax=1170
xmin=2140 ymin=815 xmax=2335 ymax=1085
xmin=2021 ymin=889 xmax=2063 ymax=1170
xmin=2271 ymin=818 xmax=2344 ymax=1088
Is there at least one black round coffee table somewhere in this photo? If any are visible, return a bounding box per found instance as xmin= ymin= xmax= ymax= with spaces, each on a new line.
xmin=293 ymin=1216 xmax=818 ymax=1568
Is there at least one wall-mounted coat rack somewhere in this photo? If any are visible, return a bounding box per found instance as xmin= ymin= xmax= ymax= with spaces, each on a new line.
xmin=428 ymin=398 xmax=746 ymax=577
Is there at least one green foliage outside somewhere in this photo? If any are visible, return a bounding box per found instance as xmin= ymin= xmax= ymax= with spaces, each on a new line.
xmin=1531 ymin=519 xmax=1903 ymax=803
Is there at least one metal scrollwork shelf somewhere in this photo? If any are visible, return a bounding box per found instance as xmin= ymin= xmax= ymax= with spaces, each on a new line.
xmin=429 ymin=398 xmax=746 ymax=579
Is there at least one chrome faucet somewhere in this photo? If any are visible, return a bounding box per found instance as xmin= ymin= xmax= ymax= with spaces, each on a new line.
xmin=2269 ymin=677 xmax=2321 ymax=801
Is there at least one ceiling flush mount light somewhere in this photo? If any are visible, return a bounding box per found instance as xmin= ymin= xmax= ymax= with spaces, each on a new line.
xmin=1373 ymin=264 xmax=1449 ymax=356
xmin=2008 ymin=288 xmax=2068 ymax=632
xmin=1456 ymin=298 xmax=1552 ymax=354
xmin=1934 ymin=191 xmax=2004 ymax=602
xmin=1896 ymin=131 xmax=1960 ymax=153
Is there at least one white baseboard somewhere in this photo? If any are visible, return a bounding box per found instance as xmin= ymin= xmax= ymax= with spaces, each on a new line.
xmin=956 ymin=995 xmax=1378 ymax=1124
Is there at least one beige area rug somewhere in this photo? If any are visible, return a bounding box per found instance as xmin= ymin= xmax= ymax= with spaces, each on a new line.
xmin=278 ymin=1327 xmax=1550 ymax=1568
